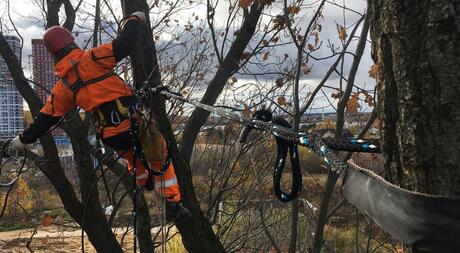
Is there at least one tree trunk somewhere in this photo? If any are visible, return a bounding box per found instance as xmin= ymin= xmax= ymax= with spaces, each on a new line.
xmin=368 ymin=0 xmax=460 ymax=196
xmin=122 ymin=1 xmax=226 ymax=252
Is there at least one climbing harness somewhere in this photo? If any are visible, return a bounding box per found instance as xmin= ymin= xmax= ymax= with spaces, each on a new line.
xmin=61 ymin=61 xmax=116 ymax=103
xmin=93 ymin=96 xmax=138 ymax=128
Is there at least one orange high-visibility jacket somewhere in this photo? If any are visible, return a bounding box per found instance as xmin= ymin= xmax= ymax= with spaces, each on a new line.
xmin=21 ymin=18 xmax=141 ymax=143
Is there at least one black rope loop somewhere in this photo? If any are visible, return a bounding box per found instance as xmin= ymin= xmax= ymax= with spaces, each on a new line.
xmin=271 ymin=117 xmax=302 ymax=203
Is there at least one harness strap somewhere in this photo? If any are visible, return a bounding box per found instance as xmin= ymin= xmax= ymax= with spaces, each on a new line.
xmin=61 ymin=62 xmax=116 ymax=103
xmin=93 ymin=96 xmax=138 ymax=128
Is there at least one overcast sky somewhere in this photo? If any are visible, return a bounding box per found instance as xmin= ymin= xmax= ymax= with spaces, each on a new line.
xmin=2 ymin=0 xmax=373 ymax=113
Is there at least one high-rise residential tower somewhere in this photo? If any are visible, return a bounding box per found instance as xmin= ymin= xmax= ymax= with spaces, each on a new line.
xmin=31 ymin=39 xmax=65 ymax=137
xmin=0 ymin=35 xmax=23 ymax=140
xmin=32 ymin=39 xmax=58 ymax=102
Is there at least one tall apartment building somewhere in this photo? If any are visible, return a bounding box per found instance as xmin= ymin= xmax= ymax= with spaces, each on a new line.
xmin=31 ymin=39 xmax=65 ymax=137
xmin=32 ymin=39 xmax=58 ymax=102
xmin=0 ymin=35 xmax=23 ymax=141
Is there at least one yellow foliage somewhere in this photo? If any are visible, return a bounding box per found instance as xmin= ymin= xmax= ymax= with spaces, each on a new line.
xmin=165 ymin=233 xmax=187 ymax=253
xmin=315 ymin=118 xmax=336 ymax=130
xmin=287 ymin=6 xmax=300 ymax=15
xmin=338 ymin=25 xmax=347 ymax=41
xmin=368 ymin=63 xmax=379 ymax=79
xmin=0 ymin=178 xmax=34 ymax=219
xmin=346 ymin=93 xmax=361 ymax=114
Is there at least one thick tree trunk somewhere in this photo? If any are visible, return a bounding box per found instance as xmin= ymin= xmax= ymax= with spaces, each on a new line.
xmin=368 ymin=0 xmax=460 ymax=196
xmin=122 ymin=1 xmax=226 ymax=252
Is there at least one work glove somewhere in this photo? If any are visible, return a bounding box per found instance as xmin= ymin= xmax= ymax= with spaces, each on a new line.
xmin=9 ymin=135 xmax=28 ymax=152
xmin=130 ymin=11 xmax=146 ymax=23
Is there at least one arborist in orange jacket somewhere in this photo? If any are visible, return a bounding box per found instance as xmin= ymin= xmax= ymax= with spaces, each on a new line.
xmin=9 ymin=11 xmax=186 ymax=222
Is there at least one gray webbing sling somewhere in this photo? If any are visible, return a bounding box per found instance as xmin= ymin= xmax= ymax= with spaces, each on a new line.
xmin=342 ymin=161 xmax=460 ymax=253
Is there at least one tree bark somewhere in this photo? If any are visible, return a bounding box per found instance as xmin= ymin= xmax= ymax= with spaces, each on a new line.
xmin=122 ymin=0 xmax=226 ymax=252
xmin=368 ymin=0 xmax=460 ymax=196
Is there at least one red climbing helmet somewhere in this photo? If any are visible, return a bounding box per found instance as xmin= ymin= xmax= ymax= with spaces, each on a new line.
xmin=43 ymin=26 xmax=75 ymax=55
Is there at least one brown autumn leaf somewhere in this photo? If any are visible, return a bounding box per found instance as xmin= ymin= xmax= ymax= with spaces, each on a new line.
xmin=314 ymin=32 xmax=320 ymax=46
xmin=271 ymin=37 xmax=279 ymax=43
xmin=263 ymin=52 xmax=269 ymax=61
xmin=273 ymin=16 xmax=285 ymax=31
xmin=257 ymin=0 xmax=274 ymax=6
xmin=307 ymin=43 xmax=315 ymax=51
xmin=196 ymin=73 xmax=204 ymax=80
xmin=239 ymin=0 xmax=253 ymax=8
xmin=338 ymin=25 xmax=347 ymax=41
xmin=346 ymin=93 xmax=361 ymax=114
xmin=242 ymin=105 xmax=252 ymax=117
xmin=277 ymin=96 xmax=287 ymax=106
xmin=154 ymin=35 xmax=160 ymax=41
xmin=368 ymin=64 xmax=379 ymax=79
xmin=331 ymin=92 xmax=342 ymax=99
xmin=287 ymin=6 xmax=300 ymax=15
xmin=41 ymin=236 xmax=49 ymax=244
xmin=275 ymin=77 xmax=284 ymax=87
xmin=296 ymin=35 xmax=303 ymax=43
xmin=364 ymin=93 xmax=374 ymax=107
xmin=42 ymin=215 xmax=53 ymax=226
xmin=303 ymin=66 xmax=311 ymax=75
xmin=240 ymin=52 xmax=251 ymax=60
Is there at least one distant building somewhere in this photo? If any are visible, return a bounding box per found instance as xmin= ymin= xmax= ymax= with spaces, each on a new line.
xmin=31 ymin=39 xmax=65 ymax=137
xmin=32 ymin=39 xmax=58 ymax=102
xmin=0 ymin=35 xmax=23 ymax=140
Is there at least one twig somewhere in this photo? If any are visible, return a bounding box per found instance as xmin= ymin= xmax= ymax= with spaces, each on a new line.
xmin=26 ymin=226 xmax=38 ymax=253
